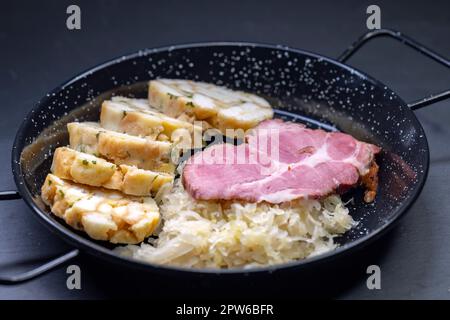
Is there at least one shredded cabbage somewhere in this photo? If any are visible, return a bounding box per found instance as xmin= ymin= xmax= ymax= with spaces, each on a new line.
xmin=116 ymin=181 xmax=355 ymax=269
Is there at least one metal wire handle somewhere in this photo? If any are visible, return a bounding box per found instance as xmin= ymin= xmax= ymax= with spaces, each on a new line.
xmin=0 ymin=191 xmax=79 ymax=284
xmin=338 ymin=28 xmax=450 ymax=110
xmin=0 ymin=190 xmax=21 ymax=200
xmin=0 ymin=249 xmax=79 ymax=284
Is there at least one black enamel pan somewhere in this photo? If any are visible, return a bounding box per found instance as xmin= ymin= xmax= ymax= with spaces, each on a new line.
xmin=1 ymin=29 xmax=449 ymax=284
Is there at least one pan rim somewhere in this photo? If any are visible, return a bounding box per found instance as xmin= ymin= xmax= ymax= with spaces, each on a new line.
xmin=11 ymin=41 xmax=430 ymax=275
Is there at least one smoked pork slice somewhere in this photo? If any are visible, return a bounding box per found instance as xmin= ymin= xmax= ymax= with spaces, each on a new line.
xmin=183 ymin=119 xmax=380 ymax=203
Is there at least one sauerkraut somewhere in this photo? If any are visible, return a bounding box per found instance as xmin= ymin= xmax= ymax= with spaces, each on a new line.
xmin=116 ymin=181 xmax=355 ymax=269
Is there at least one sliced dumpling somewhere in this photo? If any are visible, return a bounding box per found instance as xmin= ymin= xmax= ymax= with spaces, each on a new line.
xmin=100 ymin=97 xmax=202 ymax=148
xmin=148 ymin=79 xmax=273 ymax=133
xmin=51 ymin=147 xmax=173 ymax=195
xmin=41 ymin=174 xmax=160 ymax=244
xmin=67 ymin=122 xmax=174 ymax=173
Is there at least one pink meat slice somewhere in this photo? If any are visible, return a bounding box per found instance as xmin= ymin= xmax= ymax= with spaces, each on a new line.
xmin=183 ymin=119 xmax=381 ymax=203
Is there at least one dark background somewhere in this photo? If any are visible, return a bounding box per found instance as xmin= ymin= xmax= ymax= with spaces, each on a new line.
xmin=0 ymin=0 xmax=449 ymax=299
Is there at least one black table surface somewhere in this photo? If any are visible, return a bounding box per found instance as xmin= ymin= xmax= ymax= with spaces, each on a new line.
xmin=1 ymin=0 xmax=449 ymax=299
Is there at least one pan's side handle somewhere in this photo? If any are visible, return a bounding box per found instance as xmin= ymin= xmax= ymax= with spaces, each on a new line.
xmin=338 ymin=28 xmax=450 ymax=110
xmin=0 ymin=190 xmax=21 ymax=200
xmin=0 ymin=190 xmax=79 ymax=284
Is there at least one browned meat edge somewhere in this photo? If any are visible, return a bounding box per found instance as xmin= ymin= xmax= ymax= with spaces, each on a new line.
xmin=361 ymin=160 xmax=379 ymax=203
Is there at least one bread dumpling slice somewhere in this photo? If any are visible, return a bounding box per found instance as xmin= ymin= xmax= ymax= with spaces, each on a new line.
xmin=148 ymin=79 xmax=273 ymax=133
xmin=100 ymin=97 xmax=203 ymax=148
xmin=67 ymin=122 xmax=174 ymax=173
xmin=51 ymin=147 xmax=173 ymax=196
xmin=41 ymin=174 xmax=160 ymax=244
